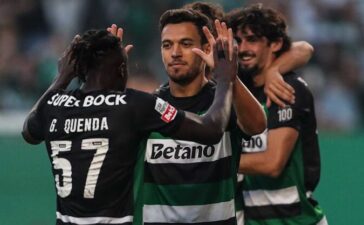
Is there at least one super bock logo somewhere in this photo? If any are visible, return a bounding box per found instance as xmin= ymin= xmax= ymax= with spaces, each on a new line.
xmin=47 ymin=93 xmax=126 ymax=107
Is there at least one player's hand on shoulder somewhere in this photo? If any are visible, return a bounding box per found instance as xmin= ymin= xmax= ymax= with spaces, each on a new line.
xmin=107 ymin=24 xmax=133 ymax=54
xmin=263 ymin=67 xmax=295 ymax=108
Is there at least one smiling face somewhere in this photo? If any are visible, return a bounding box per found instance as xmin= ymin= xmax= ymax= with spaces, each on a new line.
xmin=161 ymin=22 xmax=208 ymax=85
xmin=235 ymin=27 xmax=274 ymax=78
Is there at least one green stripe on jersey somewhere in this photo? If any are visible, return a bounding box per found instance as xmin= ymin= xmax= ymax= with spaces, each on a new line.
xmin=149 ymin=132 xmax=169 ymax=139
xmin=133 ymin=139 xmax=147 ymax=225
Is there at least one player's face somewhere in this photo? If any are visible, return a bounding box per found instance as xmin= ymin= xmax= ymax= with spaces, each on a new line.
xmin=161 ymin=22 xmax=207 ymax=85
xmin=235 ymin=28 xmax=274 ymax=77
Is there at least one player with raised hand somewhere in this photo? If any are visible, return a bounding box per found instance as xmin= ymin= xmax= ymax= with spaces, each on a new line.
xmin=22 ymin=27 xmax=237 ymax=225
xmin=124 ymin=8 xmax=266 ymax=225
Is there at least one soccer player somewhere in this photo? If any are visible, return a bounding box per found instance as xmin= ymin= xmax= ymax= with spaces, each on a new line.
xmin=21 ymin=29 xmax=238 ymax=225
xmin=227 ymin=4 xmax=328 ymax=225
xmin=126 ymin=5 xmax=312 ymax=224
xmin=129 ymin=9 xmax=266 ymax=225
xmin=181 ymin=3 xmax=313 ymax=223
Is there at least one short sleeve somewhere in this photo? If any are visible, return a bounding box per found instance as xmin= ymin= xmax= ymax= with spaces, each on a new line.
xmin=132 ymin=92 xmax=185 ymax=136
xmin=268 ymin=77 xmax=311 ymax=131
xmin=26 ymin=111 xmax=44 ymax=141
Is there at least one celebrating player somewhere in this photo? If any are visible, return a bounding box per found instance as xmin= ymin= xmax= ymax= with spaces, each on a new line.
xmin=227 ymin=4 xmax=328 ymax=225
xmin=22 ymin=29 xmax=238 ymax=225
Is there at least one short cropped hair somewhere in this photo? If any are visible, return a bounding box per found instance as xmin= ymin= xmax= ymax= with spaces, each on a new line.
xmin=159 ymin=8 xmax=213 ymax=45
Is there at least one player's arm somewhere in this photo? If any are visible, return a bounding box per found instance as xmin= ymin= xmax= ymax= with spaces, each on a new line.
xmin=238 ymin=127 xmax=298 ymax=177
xmin=22 ymin=35 xmax=80 ymax=144
xmin=22 ymin=83 xmax=61 ymax=144
xmin=233 ymin=77 xmax=267 ymax=135
xmin=171 ymin=38 xmax=237 ymax=145
xmin=239 ymin=77 xmax=309 ymax=177
xmin=22 ymin=75 xmax=74 ymax=144
xmin=264 ymin=41 xmax=314 ymax=107
xmin=222 ymin=20 xmax=266 ymax=135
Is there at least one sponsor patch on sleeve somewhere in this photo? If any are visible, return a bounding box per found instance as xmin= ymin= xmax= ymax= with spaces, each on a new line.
xmin=154 ymin=97 xmax=178 ymax=123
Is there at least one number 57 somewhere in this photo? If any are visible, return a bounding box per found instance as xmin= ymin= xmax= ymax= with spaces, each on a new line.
xmin=50 ymin=138 xmax=109 ymax=198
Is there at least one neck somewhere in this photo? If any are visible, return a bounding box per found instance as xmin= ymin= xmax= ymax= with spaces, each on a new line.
xmin=253 ymin=55 xmax=276 ymax=87
xmin=82 ymin=77 xmax=101 ymax=92
xmin=169 ymin=73 xmax=208 ymax=97
xmin=81 ymin=72 xmax=124 ymax=92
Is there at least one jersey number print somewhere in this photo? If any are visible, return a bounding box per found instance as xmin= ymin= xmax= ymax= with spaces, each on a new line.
xmin=278 ymin=108 xmax=293 ymax=122
xmin=50 ymin=138 xmax=109 ymax=198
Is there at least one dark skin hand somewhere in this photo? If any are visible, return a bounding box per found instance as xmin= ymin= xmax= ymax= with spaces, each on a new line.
xmin=192 ymin=20 xmax=267 ymax=135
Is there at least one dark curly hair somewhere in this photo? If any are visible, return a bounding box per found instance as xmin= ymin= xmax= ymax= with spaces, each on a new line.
xmin=226 ymin=4 xmax=291 ymax=57
xmin=159 ymin=8 xmax=212 ymax=45
xmin=183 ymin=1 xmax=225 ymax=38
xmin=183 ymin=1 xmax=224 ymax=21
xmin=69 ymin=29 xmax=127 ymax=82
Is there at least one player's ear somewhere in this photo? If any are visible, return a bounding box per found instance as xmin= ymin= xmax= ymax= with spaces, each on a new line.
xmin=271 ymin=38 xmax=283 ymax=53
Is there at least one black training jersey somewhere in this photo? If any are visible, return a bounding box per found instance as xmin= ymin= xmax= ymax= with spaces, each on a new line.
xmin=238 ymin=72 xmax=325 ymax=225
xmin=249 ymin=72 xmax=321 ymax=192
xmin=26 ymin=88 xmax=185 ymax=225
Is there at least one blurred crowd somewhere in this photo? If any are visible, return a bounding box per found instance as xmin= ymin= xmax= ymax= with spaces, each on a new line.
xmin=1 ymin=0 xmax=363 ymax=132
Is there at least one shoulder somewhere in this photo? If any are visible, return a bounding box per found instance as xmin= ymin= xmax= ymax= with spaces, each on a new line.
xmin=124 ymin=88 xmax=155 ymax=102
xmin=203 ymin=80 xmax=217 ymax=95
xmin=283 ymin=72 xmax=313 ymax=99
xmin=207 ymin=79 xmax=217 ymax=88
xmin=40 ymin=89 xmax=68 ymax=106
xmin=267 ymin=72 xmax=314 ymax=127
xmin=154 ymin=82 xmax=170 ymax=97
xmin=283 ymin=72 xmax=308 ymax=90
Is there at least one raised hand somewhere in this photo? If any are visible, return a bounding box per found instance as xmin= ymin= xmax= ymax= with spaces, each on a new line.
xmin=107 ymin=24 xmax=133 ymax=54
xmin=192 ymin=25 xmax=215 ymax=68
xmin=192 ymin=20 xmax=234 ymax=69
xmin=212 ymin=38 xmax=238 ymax=83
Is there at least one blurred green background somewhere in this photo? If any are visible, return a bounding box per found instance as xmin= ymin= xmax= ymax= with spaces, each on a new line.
xmin=1 ymin=133 xmax=363 ymax=225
